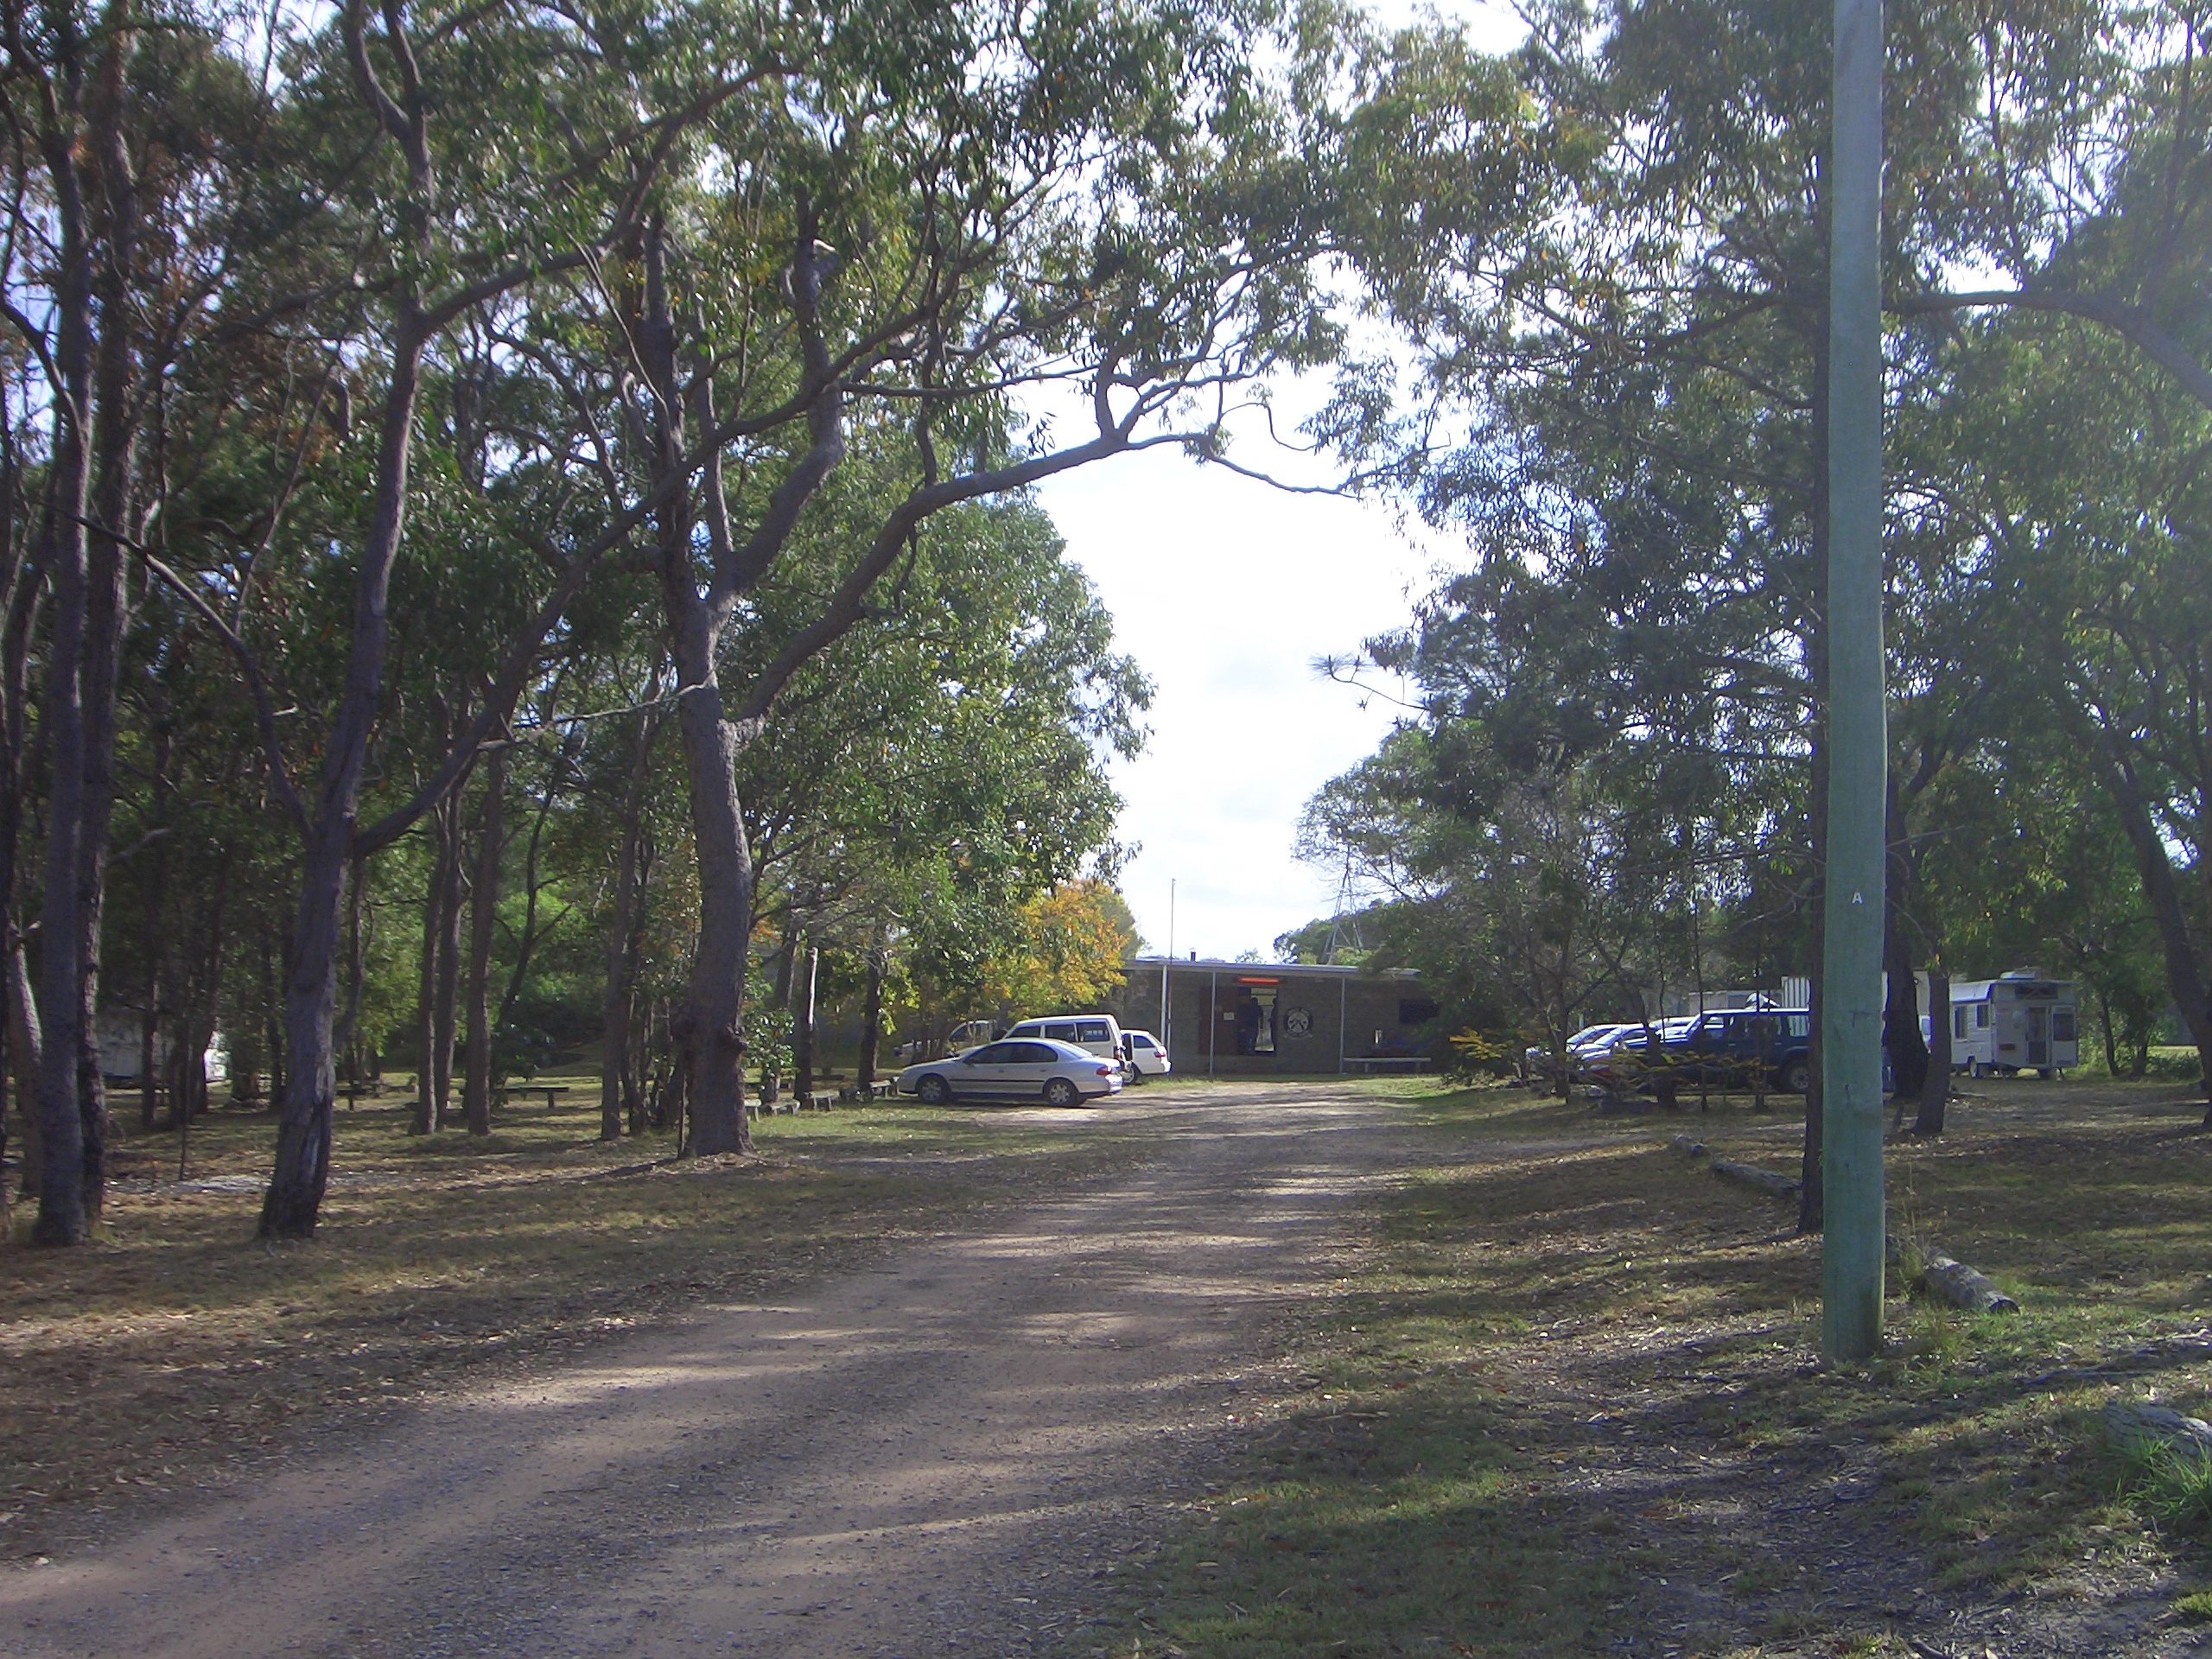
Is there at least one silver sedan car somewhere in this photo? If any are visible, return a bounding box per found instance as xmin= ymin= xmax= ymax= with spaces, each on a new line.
xmin=898 ymin=1038 xmax=1124 ymax=1108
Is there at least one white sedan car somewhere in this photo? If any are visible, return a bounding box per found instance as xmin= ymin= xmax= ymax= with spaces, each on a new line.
xmin=899 ymin=1038 xmax=1124 ymax=1107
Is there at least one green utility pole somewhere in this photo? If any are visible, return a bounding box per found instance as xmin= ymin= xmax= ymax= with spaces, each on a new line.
xmin=1822 ymin=0 xmax=1888 ymax=1362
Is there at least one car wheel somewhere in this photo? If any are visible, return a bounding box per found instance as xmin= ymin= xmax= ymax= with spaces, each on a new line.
xmin=916 ymin=1074 xmax=950 ymax=1105
xmin=1782 ymin=1058 xmax=1813 ymax=1095
xmin=1044 ymin=1077 xmax=1081 ymax=1109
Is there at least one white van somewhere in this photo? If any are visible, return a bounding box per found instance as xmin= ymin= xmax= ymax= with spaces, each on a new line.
xmin=1004 ymin=1014 xmax=1126 ymax=1068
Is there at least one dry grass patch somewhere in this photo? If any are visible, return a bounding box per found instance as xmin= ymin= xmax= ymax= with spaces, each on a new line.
xmin=0 ymin=1084 xmax=1147 ymax=1560
xmin=1078 ymin=1074 xmax=2212 ymax=1658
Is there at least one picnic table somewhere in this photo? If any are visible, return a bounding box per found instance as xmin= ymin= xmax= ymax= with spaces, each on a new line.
xmin=503 ymin=1084 xmax=570 ymax=1113
xmin=1344 ymin=1056 xmax=1432 ymax=1074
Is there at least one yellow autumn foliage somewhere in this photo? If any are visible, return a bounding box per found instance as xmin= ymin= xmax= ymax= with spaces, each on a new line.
xmin=979 ymin=879 xmax=1140 ymax=1017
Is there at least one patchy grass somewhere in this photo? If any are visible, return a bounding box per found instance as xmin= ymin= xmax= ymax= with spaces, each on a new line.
xmin=1074 ymin=1073 xmax=2212 ymax=1657
xmin=0 ymin=1078 xmax=1147 ymax=1559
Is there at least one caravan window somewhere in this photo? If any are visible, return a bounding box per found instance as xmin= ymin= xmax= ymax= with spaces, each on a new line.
xmin=2053 ymin=1009 xmax=2077 ymax=1043
xmin=1975 ymin=1004 xmax=1990 ymax=1029
xmin=1954 ymin=1007 xmax=1968 ymax=1039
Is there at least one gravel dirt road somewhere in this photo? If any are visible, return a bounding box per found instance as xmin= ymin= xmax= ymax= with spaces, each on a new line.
xmin=3 ymin=1084 xmax=1406 ymax=1659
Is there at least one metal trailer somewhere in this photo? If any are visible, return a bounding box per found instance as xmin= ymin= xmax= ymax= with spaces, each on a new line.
xmin=1946 ymin=971 xmax=2080 ymax=1077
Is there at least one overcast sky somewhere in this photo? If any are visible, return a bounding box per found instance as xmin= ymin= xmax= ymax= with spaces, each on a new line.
xmin=1039 ymin=452 xmax=1443 ymax=962
xmin=1034 ymin=4 xmax=1527 ymax=963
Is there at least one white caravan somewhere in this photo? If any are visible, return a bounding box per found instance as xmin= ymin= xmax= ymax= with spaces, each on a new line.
xmin=1946 ymin=972 xmax=2080 ymax=1077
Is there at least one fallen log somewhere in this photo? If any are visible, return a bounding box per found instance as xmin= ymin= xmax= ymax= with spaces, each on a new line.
xmin=1916 ymin=1253 xmax=2019 ymax=1315
xmin=1670 ymin=1135 xmax=1707 ymax=1159
xmin=2105 ymin=1401 xmax=2212 ymax=1463
xmin=1711 ymin=1160 xmax=1799 ymax=1198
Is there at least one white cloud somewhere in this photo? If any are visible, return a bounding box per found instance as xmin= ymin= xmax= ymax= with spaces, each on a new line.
xmin=1038 ymin=0 xmax=1529 ymax=957
xmin=1040 ymin=448 xmax=1446 ymax=960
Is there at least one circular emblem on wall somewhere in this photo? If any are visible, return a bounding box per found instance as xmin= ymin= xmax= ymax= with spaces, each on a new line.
xmin=1283 ymin=1007 xmax=1314 ymax=1039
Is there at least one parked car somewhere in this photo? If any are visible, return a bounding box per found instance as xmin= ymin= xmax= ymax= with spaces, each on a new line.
xmin=1525 ymin=1022 xmax=1638 ymax=1083
xmin=1592 ymin=1009 xmax=1815 ymax=1094
xmin=898 ymin=1038 xmax=1124 ymax=1107
xmin=1002 ymin=1014 xmax=1126 ymax=1065
xmin=1122 ymin=1029 xmax=1172 ymax=1079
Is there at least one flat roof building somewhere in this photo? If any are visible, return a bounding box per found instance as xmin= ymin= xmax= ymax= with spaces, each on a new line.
xmin=1116 ymin=957 xmax=1437 ymax=1076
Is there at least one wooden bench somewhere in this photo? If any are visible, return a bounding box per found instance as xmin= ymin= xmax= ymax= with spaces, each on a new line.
xmin=500 ymin=1084 xmax=569 ymax=1113
xmin=1344 ymin=1056 xmax=1433 ymax=1074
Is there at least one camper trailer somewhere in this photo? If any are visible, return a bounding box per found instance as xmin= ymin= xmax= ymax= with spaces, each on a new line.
xmin=1947 ymin=972 xmax=2079 ymax=1077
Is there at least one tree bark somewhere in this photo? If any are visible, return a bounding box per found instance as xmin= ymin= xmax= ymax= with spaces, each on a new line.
xmin=792 ymin=938 xmax=817 ymax=1105
xmin=2101 ymin=751 xmax=2212 ymax=1116
xmin=1913 ymin=968 xmax=1950 ymax=1135
xmin=258 ymin=305 xmax=429 ymax=1237
xmin=1881 ymin=771 xmax=1929 ymax=1106
xmin=601 ymin=691 xmax=659 ymax=1141
xmin=670 ymin=681 xmax=754 ymax=1153
xmin=431 ymin=794 xmax=464 ymax=1129
xmin=411 ymin=798 xmax=454 ymax=1135
xmin=1796 ymin=302 xmax=1830 ymax=1236
xmin=858 ymin=939 xmax=887 ymax=1090
xmin=461 ymin=745 xmax=505 ymax=1136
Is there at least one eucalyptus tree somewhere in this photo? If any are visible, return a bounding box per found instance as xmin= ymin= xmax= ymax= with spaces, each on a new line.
xmin=522 ymin=0 xmax=1393 ymax=1155
xmin=0 ymin=2 xmax=317 ymax=1239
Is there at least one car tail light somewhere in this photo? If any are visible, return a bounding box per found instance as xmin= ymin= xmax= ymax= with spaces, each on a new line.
xmin=1095 ymin=1065 xmax=1113 ymax=1076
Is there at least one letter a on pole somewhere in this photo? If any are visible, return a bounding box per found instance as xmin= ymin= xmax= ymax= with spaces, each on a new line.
xmin=1822 ymin=0 xmax=1888 ymax=1362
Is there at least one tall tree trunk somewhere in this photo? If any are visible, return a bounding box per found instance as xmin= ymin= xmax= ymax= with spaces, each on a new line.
xmin=432 ymin=798 xmax=464 ymax=1129
xmin=2101 ymin=751 xmax=2212 ymax=1116
xmin=411 ymin=805 xmax=449 ymax=1135
xmin=858 ymin=938 xmax=886 ymax=1090
xmin=461 ymin=746 xmax=505 ymax=1136
xmin=601 ymin=694 xmax=659 ymax=1141
xmin=258 ymin=308 xmax=429 ymax=1238
xmin=792 ymin=938 xmax=817 ymax=1105
xmin=31 ymin=356 xmax=95 ymax=1246
xmin=1881 ymin=772 xmax=1929 ymax=1104
xmin=139 ymin=988 xmax=160 ymax=1132
xmin=1914 ymin=969 xmax=1950 ymax=1135
xmin=670 ymin=680 xmax=754 ymax=1154
xmin=8 ymin=937 xmax=43 ymax=1200
xmin=1796 ymin=307 xmax=1830 ymax=1237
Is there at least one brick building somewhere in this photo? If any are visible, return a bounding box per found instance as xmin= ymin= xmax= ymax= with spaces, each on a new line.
xmin=1114 ymin=957 xmax=1438 ymax=1076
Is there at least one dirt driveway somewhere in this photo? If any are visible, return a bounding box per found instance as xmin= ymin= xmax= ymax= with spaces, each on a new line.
xmin=3 ymin=1084 xmax=1413 ymax=1659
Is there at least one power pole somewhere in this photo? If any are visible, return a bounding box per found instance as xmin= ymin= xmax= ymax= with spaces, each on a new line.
xmin=1822 ymin=0 xmax=1888 ymax=1362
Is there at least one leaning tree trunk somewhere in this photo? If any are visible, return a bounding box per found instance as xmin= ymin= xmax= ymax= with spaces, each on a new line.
xmin=461 ymin=747 xmax=505 ymax=1136
xmin=258 ymin=315 xmax=430 ymax=1239
xmin=2103 ymin=753 xmax=2212 ymax=1120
